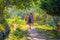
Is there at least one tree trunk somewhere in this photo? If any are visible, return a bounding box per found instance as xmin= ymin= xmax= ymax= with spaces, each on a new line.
xmin=0 ymin=8 xmax=4 ymax=23
xmin=0 ymin=7 xmax=6 ymax=25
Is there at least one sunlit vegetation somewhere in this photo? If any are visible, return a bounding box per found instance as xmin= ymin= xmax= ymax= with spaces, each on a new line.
xmin=0 ymin=0 xmax=60 ymax=40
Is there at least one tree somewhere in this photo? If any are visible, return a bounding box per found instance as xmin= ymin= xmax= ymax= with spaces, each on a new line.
xmin=40 ymin=0 xmax=60 ymax=31
xmin=0 ymin=0 xmax=38 ymax=35
xmin=0 ymin=0 xmax=39 ymax=26
xmin=0 ymin=0 xmax=38 ymax=39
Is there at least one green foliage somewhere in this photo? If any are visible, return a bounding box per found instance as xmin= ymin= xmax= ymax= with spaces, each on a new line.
xmin=48 ymin=31 xmax=60 ymax=38
xmin=0 ymin=0 xmax=60 ymax=39
xmin=6 ymin=16 xmax=26 ymax=26
xmin=13 ymin=28 xmax=27 ymax=38
xmin=5 ymin=25 xmax=27 ymax=40
xmin=40 ymin=0 xmax=60 ymax=16
xmin=0 ymin=24 xmax=5 ymax=33
xmin=3 ymin=7 xmax=10 ymax=19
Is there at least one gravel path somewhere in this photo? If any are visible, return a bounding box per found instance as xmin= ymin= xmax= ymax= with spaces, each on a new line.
xmin=27 ymin=26 xmax=60 ymax=40
xmin=27 ymin=26 xmax=47 ymax=40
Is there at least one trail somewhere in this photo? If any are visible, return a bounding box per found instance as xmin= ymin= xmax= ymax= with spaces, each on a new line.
xmin=27 ymin=26 xmax=60 ymax=40
xmin=27 ymin=26 xmax=47 ymax=40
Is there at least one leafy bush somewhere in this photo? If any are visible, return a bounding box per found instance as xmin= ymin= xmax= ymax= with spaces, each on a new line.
xmin=13 ymin=28 xmax=27 ymax=38
xmin=0 ymin=24 xmax=5 ymax=33
xmin=47 ymin=31 xmax=60 ymax=39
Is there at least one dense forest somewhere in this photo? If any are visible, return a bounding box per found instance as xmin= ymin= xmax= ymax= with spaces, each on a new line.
xmin=0 ymin=0 xmax=60 ymax=40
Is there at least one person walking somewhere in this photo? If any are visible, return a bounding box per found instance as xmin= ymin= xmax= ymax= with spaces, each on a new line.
xmin=28 ymin=13 xmax=34 ymax=29
xmin=25 ymin=14 xmax=29 ymax=21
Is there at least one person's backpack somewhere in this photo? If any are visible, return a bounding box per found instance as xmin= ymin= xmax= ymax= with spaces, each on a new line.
xmin=31 ymin=15 xmax=34 ymax=20
xmin=28 ymin=15 xmax=32 ymax=22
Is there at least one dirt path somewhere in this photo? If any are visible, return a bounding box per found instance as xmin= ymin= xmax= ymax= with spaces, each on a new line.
xmin=27 ymin=26 xmax=47 ymax=40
